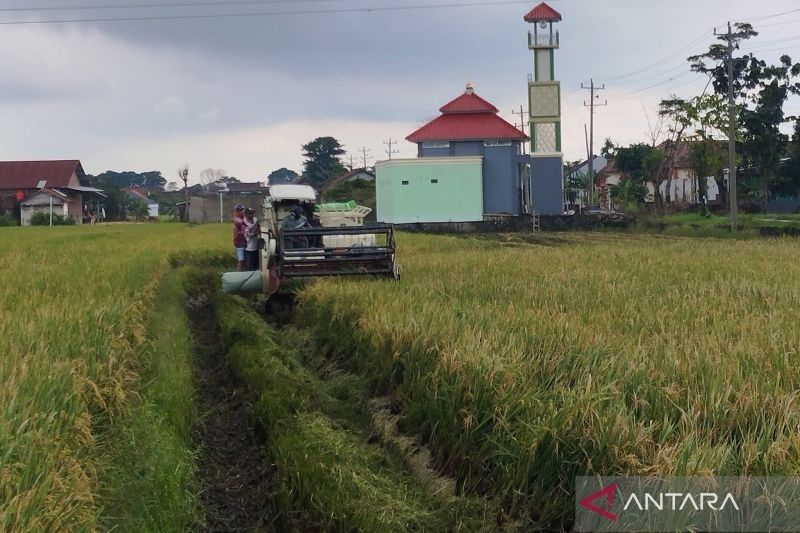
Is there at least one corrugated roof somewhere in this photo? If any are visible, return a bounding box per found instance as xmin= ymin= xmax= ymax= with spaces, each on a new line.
xmin=407 ymin=113 xmax=528 ymax=143
xmin=20 ymin=188 xmax=69 ymax=206
xmin=0 ymin=160 xmax=84 ymax=189
xmin=439 ymin=92 xmax=498 ymax=114
xmin=523 ymin=2 xmax=562 ymax=22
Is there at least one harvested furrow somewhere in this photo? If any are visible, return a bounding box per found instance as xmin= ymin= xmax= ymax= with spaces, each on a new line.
xmin=186 ymin=293 xmax=273 ymax=532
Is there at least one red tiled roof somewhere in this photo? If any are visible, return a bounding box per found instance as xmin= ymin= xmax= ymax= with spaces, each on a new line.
xmin=408 ymin=88 xmax=528 ymax=142
xmin=407 ymin=114 xmax=528 ymax=143
xmin=523 ymin=2 xmax=562 ymax=22
xmin=439 ymin=92 xmax=498 ymax=114
xmin=0 ymin=160 xmax=84 ymax=189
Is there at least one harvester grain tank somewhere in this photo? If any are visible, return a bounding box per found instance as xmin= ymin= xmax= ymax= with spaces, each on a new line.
xmin=222 ymin=184 xmax=398 ymax=296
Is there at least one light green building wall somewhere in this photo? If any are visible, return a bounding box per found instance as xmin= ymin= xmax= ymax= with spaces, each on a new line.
xmin=375 ymin=157 xmax=483 ymax=223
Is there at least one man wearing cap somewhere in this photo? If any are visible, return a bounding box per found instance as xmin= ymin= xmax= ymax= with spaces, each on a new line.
xmin=232 ymin=204 xmax=246 ymax=271
xmin=280 ymin=205 xmax=310 ymax=249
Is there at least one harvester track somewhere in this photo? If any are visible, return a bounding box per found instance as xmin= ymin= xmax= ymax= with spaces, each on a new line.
xmin=187 ymin=294 xmax=273 ymax=532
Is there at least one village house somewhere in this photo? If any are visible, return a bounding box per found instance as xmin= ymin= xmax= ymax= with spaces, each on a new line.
xmin=593 ymin=142 xmax=722 ymax=210
xmin=0 ymin=160 xmax=105 ymax=225
xmin=655 ymin=141 xmax=721 ymax=204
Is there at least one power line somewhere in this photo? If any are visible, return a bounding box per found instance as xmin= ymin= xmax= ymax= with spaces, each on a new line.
xmin=0 ymin=0 xmax=538 ymax=25
xmin=745 ymin=7 xmax=800 ymax=23
xmin=0 ymin=0 xmax=345 ymax=12
xmin=629 ymin=70 xmax=695 ymax=95
xmin=610 ymin=61 xmax=692 ymax=87
xmin=753 ymin=16 xmax=800 ymax=30
xmin=744 ymin=43 xmax=800 ymax=55
xmin=599 ymin=31 xmax=713 ymax=83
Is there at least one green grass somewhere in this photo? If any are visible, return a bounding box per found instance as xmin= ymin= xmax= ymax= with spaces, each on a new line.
xmin=632 ymin=212 xmax=800 ymax=238
xmin=97 ymin=268 xmax=199 ymax=531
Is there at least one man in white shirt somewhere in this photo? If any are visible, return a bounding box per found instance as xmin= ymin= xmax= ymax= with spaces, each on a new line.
xmin=243 ymin=207 xmax=261 ymax=271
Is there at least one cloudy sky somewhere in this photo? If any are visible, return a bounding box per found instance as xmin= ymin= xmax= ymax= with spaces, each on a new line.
xmin=1 ymin=0 xmax=799 ymax=185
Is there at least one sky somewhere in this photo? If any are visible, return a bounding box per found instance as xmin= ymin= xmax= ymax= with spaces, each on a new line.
xmin=1 ymin=0 xmax=799 ymax=186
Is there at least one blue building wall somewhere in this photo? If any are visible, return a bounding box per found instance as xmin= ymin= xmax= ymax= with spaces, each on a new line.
xmin=531 ymin=156 xmax=563 ymax=215
xmin=767 ymin=195 xmax=800 ymax=214
xmin=483 ymin=144 xmax=520 ymax=215
xmin=419 ymin=141 xmax=522 ymax=215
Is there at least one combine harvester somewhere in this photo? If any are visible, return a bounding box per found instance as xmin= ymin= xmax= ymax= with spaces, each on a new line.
xmin=222 ymin=184 xmax=399 ymax=298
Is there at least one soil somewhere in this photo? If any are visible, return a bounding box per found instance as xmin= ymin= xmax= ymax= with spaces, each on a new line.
xmin=186 ymin=294 xmax=274 ymax=533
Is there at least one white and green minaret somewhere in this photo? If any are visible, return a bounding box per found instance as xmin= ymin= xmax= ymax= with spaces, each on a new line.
xmin=524 ymin=2 xmax=564 ymax=215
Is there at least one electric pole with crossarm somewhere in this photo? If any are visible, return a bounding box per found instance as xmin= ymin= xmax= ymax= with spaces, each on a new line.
xmin=581 ymin=79 xmax=607 ymax=207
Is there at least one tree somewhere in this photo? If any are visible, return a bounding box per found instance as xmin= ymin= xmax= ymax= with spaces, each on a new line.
xmin=690 ymin=138 xmax=725 ymax=215
xmin=600 ymin=138 xmax=616 ymax=158
xmin=739 ymin=64 xmax=796 ymax=209
xmin=85 ymin=174 xmax=127 ymax=220
xmin=90 ymin=170 xmax=166 ymax=190
xmin=688 ymin=23 xmax=800 ymax=211
xmin=616 ymin=143 xmax=663 ymax=205
xmin=610 ymin=177 xmax=647 ymax=210
xmin=268 ymin=167 xmax=300 ymax=185
xmin=199 ymin=168 xmax=226 ymax=187
xmin=126 ymin=197 xmax=150 ymax=221
xmin=177 ymin=165 xmax=189 ymax=221
xmin=775 ymin=117 xmax=800 ymax=197
xmin=302 ymin=137 xmax=346 ymax=188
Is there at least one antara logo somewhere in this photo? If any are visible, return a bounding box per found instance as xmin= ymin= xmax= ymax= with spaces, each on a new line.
xmin=579 ymin=482 xmax=741 ymax=523
xmin=623 ymin=492 xmax=739 ymax=512
xmin=579 ymin=483 xmax=619 ymax=522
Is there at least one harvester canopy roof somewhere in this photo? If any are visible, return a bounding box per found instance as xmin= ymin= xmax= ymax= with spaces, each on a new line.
xmin=268 ymin=184 xmax=317 ymax=202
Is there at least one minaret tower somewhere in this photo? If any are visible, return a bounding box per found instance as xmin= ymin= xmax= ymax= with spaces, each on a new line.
xmin=524 ymin=2 xmax=564 ymax=214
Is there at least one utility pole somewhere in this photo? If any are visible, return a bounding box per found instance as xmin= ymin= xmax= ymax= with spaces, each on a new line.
xmin=581 ymin=79 xmax=607 ymax=207
xmin=716 ymin=22 xmax=740 ymax=232
xmin=345 ymin=153 xmax=356 ymax=171
xmin=359 ymin=147 xmax=372 ymax=169
xmin=512 ymin=105 xmax=529 ymax=155
xmin=383 ymin=138 xmax=399 ymax=160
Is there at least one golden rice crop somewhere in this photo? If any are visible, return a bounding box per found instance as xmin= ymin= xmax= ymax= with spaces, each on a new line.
xmin=297 ymin=232 xmax=800 ymax=523
xmin=0 ymin=223 xmax=228 ymax=531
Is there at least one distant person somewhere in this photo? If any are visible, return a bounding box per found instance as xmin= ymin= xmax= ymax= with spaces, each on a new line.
xmin=281 ymin=205 xmax=310 ymax=249
xmin=243 ymin=207 xmax=261 ymax=271
xmin=232 ymin=204 xmax=246 ymax=271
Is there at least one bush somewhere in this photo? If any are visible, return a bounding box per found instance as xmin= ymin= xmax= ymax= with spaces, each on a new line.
xmin=30 ymin=212 xmax=77 ymax=226
xmin=0 ymin=215 xmax=17 ymax=227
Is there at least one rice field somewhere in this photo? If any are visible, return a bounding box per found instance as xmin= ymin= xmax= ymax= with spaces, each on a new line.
xmin=0 ymin=223 xmax=228 ymax=531
xmin=4 ymin=224 xmax=800 ymax=529
xmin=297 ymin=232 xmax=800 ymax=524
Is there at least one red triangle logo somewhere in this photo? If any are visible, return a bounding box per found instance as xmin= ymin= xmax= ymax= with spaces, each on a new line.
xmin=579 ymin=482 xmax=618 ymax=522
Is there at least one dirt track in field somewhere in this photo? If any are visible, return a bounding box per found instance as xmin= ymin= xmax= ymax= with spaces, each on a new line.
xmin=186 ymin=294 xmax=274 ymax=533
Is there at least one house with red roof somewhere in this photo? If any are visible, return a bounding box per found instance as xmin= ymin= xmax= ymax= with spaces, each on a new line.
xmin=376 ymin=84 xmax=531 ymax=223
xmin=0 ymin=160 xmax=105 ymax=225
